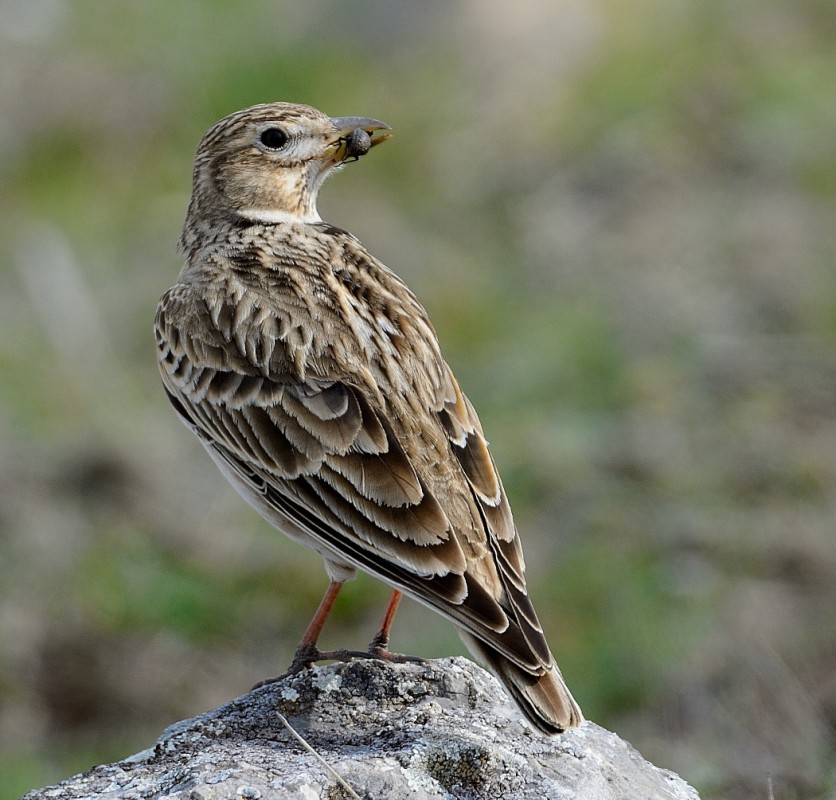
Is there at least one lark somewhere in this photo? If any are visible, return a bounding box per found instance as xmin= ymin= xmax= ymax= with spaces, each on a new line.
xmin=155 ymin=102 xmax=583 ymax=733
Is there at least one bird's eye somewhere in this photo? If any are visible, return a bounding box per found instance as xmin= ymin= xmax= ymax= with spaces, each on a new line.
xmin=259 ymin=128 xmax=288 ymax=149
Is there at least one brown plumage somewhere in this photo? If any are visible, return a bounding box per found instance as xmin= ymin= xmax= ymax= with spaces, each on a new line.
xmin=155 ymin=102 xmax=583 ymax=733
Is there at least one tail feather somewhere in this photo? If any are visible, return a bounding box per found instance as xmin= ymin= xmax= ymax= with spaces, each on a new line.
xmin=461 ymin=632 xmax=583 ymax=734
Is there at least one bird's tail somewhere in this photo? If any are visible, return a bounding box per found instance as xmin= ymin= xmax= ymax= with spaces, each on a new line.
xmin=461 ymin=633 xmax=583 ymax=734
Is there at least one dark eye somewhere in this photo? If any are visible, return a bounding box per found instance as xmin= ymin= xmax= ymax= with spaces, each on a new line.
xmin=259 ymin=128 xmax=288 ymax=149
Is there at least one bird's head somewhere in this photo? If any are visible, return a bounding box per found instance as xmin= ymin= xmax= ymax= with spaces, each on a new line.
xmin=185 ymin=102 xmax=392 ymax=230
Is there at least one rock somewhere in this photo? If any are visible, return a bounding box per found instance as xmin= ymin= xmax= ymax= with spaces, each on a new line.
xmin=22 ymin=657 xmax=699 ymax=799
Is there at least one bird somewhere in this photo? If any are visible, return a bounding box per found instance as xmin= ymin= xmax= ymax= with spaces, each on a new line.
xmin=154 ymin=102 xmax=583 ymax=734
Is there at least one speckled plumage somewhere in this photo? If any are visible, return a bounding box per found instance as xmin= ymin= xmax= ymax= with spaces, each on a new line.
xmin=154 ymin=102 xmax=582 ymax=733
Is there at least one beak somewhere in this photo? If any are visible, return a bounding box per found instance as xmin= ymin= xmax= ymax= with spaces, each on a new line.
xmin=328 ymin=115 xmax=393 ymax=162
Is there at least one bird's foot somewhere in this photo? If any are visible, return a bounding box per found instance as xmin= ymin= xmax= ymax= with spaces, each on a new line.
xmin=251 ymin=639 xmax=425 ymax=690
xmin=305 ymin=645 xmax=424 ymax=665
xmin=250 ymin=642 xmax=329 ymax=689
xmin=365 ymin=632 xmax=426 ymax=664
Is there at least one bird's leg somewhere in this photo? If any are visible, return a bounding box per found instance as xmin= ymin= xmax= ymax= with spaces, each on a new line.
xmin=368 ymin=588 xmax=403 ymax=654
xmin=319 ymin=588 xmax=424 ymax=664
xmin=365 ymin=589 xmax=425 ymax=664
xmin=252 ymin=585 xmax=424 ymax=691
xmin=297 ymin=587 xmax=426 ymax=666
xmin=294 ymin=578 xmax=345 ymax=663
xmin=252 ymin=579 xmax=345 ymax=688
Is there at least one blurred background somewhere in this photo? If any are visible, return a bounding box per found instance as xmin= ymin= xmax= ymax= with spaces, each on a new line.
xmin=1 ymin=1 xmax=834 ymax=797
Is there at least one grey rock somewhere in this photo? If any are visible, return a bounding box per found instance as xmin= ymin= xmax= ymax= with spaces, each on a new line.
xmin=22 ymin=657 xmax=700 ymax=799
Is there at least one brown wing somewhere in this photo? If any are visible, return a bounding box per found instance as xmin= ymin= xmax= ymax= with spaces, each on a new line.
xmin=155 ymin=281 xmax=552 ymax=674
